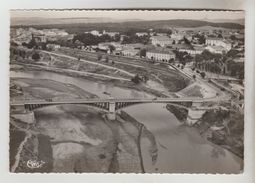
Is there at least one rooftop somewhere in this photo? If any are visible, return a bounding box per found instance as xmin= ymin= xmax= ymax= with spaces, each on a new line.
xmin=151 ymin=35 xmax=172 ymax=41
xmin=147 ymin=47 xmax=175 ymax=55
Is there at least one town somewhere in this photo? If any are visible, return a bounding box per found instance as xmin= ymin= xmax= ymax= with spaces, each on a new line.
xmin=11 ymin=25 xmax=244 ymax=84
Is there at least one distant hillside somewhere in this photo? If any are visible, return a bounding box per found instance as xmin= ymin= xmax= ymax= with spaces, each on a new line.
xmin=11 ymin=18 xmax=244 ymax=34
xmin=11 ymin=17 xmax=142 ymax=26
xmin=205 ymin=18 xmax=244 ymax=25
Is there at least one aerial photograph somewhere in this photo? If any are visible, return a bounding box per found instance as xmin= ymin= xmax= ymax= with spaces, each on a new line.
xmin=9 ymin=10 xmax=244 ymax=173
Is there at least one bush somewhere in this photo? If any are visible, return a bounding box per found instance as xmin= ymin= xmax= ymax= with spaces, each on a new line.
xmin=131 ymin=74 xmax=141 ymax=84
xmin=97 ymin=54 xmax=102 ymax=61
xmin=200 ymin=72 xmax=206 ymax=78
xmin=32 ymin=53 xmax=40 ymax=61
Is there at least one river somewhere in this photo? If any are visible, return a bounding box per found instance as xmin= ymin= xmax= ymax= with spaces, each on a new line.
xmin=10 ymin=70 xmax=243 ymax=173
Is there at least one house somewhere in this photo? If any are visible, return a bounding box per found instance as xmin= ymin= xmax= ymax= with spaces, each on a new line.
xmin=46 ymin=44 xmax=60 ymax=50
xmin=146 ymin=48 xmax=176 ymax=63
xmin=136 ymin=32 xmax=148 ymax=37
xmin=171 ymin=33 xmax=185 ymax=41
xmin=150 ymin=36 xmax=174 ymax=47
xmin=205 ymin=45 xmax=227 ymax=54
xmin=179 ymin=46 xmax=205 ymax=55
xmin=121 ymin=49 xmax=140 ymax=57
xmin=123 ymin=43 xmax=144 ymax=50
xmin=98 ymin=43 xmax=111 ymax=53
xmin=103 ymin=30 xmax=119 ymax=37
xmin=205 ymin=37 xmax=232 ymax=51
xmin=90 ymin=30 xmax=102 ymax=36
xmin=32 ymin=33 xmax=46 ymax=43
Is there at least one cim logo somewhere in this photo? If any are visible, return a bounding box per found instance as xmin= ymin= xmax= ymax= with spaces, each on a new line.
xmin=26 ymin=159 xmax=45 ymax=169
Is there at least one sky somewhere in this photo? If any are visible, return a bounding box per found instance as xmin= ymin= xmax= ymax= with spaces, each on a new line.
xmin=10 ymin=10 xmax=244 ymax=21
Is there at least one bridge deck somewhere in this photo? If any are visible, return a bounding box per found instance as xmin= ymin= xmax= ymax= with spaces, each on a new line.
xmin=10 ymin=97 xmax=225 ymax=106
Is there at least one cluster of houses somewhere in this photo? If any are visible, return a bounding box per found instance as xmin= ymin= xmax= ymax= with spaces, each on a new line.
xmin=11 ymin=27 xmax=73 ymax=46
xmin=80 ymin=28 xmax=244 ymax=64
xmin=12 ymin=27 xmax=244 ymax=65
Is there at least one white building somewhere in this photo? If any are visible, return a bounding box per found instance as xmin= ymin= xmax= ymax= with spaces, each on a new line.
xmin=90 ymin=30 xmax=102 ymax=36
xmin=150 ymin=36 xmax=174 ymax=47
xmin=171 ymin=33 xmax=185 ymax=41
xmin=103 ymin=30 xmax=119 ymax=37
xmin=136 ymin=32 xmax=148 ymax=37
xmin=205 ymin=45 xmax=226 ymax=54
xmin=146 ymin=49 xmax=176 ymax=63
xmin=121 ymin=49 xmax=140 ymax=57
xmin=46 ymin=44 xmax=60 ymax=50
xmin=179 ymin=46 xmax=205 ymax=55
xmin=205 ymin=37 xmax=232 ymax=51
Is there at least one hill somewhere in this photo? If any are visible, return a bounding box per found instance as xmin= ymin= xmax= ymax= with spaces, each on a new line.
xmin=11 ymin=18 xmax=244 ymax=34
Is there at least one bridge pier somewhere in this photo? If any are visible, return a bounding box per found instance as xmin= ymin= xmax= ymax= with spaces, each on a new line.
xmin=107 ymin=102 xmax=116 ymax=120
xmin=186 ymin=102 xmax=206 ymax=126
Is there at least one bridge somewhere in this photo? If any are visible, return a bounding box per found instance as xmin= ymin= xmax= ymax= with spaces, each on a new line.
xmin=10 ymin=97 xmax=223 ymax=125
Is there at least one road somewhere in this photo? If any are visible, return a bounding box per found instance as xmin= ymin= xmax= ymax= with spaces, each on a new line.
xmin=11 ymin=95 xmax=229 ymax=106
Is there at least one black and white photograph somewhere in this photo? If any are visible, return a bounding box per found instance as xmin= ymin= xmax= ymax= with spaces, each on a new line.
xmin=9 ymin=9 xmax=245 ymax=173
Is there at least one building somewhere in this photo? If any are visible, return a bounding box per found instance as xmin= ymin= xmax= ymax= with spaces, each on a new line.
xmin=98 ymin=43 xmax=111 ymax=53
xmin=146 ymin=48 xmax=176 ymax=63
xmin=90 ymin=30 xmax=102 ymax=36
xmin=46 ymin=44 xmax=60 ymax=50
xmin=171 ymin=33 xmax=185 ymax=41
xmin=32 ymin=33 xmax=46 ymax=43
xmin=150 ymin=36 xmax=174 ymax=47
xmin=121 ymin=49 xmax=140 ymax=57
xmin=205 ymin=45 xmax=227 ymax=54
xmin=103 ymin=30 xmax=119 ymax=37
xmin=136 ymin=32 xmax=148 ymax=37
xmin=205 ymin=37 xmax=232 ymax=51
xmin=179 ymin=46 xmax=205 ymax=55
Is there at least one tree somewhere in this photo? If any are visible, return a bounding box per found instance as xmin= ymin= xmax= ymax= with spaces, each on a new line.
xmin=131 ymin=74 xmax=141 ymax=84
xmin=183 ymin=36 xmax=191 ymax=45
xmin=112 ymin=61 xmax=115 ymax=65
xmin=200 ymin=72 xmax=206 ymax=78
xmin=193 ymin=75 xmax=196 ymax=80
xmin=140 ymin=48 xmax=146 ymax=57
xmin=108 ymin=45 xmax=115 ymax=53
xmin=97 ymin=54 xmax=102 ymax=61
xmin=230 ymin=35 xmax=236 ymax=40
xmin=32 ymin=53 xmax=40 ymax=61
xmin=143 ymin=75 xmax=149 ymax=83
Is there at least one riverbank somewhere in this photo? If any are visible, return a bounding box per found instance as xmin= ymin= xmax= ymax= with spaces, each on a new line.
xmin=11 ymin=63 xmax=168 ymax=97
xmin=10 ymin=73 xmax=157 ymax=172
xmin=165 ymin=103 xmax=244 ymax=160
xmin=194 ymin=108 xmax=244 ymax=159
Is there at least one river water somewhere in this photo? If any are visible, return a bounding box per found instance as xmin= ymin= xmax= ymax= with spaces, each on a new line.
xmin=10 ymin=70 xmax=242 ymax=173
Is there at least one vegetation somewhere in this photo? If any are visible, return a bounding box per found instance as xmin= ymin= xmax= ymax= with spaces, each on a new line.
xmin=200 ymin=72 xmax=206 ymax=78
xmin=32 ymin=52 xmax=41 ymax=61
xmin=194 ymin=49 xmax=244 ymax=79
xmin=166 ymin=104 xmax=188 ymax=123
xmin=73 ymin=33 xmax=118 ymax=46
xmin=199 ymin=108 xmax=244 ymax=158
xmin=131 ymin=74 xmax=149 ymax=84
